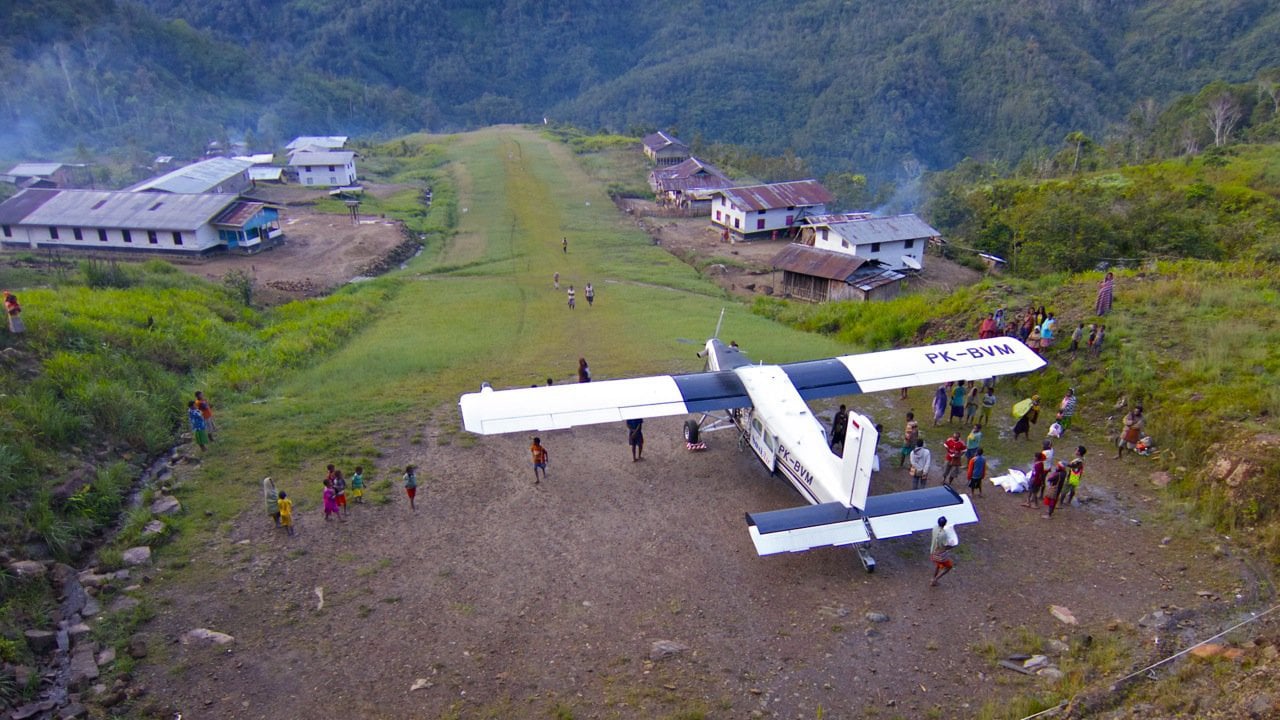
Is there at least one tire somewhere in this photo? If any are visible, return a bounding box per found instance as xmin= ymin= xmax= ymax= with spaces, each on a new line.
xmin=683 ymin=419 xmax=700 ymax=443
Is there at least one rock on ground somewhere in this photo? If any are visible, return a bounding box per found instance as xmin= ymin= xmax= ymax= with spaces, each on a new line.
xmin=122 ymin=547 xmax=152 ymax=566
xmin=649 ymin=640 xmax=689 ymax=661
xmin=150 ymin=496 xmax=182 ymax=515
xmin=182 ymin=628 xmax=234 ymax=645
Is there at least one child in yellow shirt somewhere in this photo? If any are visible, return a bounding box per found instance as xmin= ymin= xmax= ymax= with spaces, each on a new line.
xmin=277 ymin=491 xmax=294 ymax=536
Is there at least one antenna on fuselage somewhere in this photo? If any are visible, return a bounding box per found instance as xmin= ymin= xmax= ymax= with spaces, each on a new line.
xmin=713 ymin=308 xmax=726 ymax=340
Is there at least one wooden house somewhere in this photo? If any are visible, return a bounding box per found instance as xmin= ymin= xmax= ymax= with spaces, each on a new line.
xmin=709 ymin=180 xmax=833 ymax=241
xmin=289 ymin=151 xmax=358 ymax=187
xmin=771 ymin=244 xmax=905 ymax=303
xmin=642 ymin=132 xmax=690 ymax=166
xmin=648 ymin=158 xmax=734 ymax=211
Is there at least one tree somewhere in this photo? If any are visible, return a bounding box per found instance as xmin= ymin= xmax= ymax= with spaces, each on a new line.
xmin=1204 ymin=92 xmax=1242 ymax=147
xmin=1064 ymin=131 xmax=1092 ymax=173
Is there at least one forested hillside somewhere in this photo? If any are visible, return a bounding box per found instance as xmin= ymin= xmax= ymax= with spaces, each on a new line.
xmin=4 ymin=0 xmax=1279 ymax=182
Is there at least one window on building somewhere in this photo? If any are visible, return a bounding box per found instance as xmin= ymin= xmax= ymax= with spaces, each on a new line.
xmin=758 ymin=209 xmax=767 ymax=215
xmin=785 ymin=215 xmax=793 ymax=225
xmin=756 ymin=219 xmax=765 ymax=230
xmin=73 ymin=228 xmax=83 ymax=241
xmin=870 ymin=242 xmax=881 ymax=252
xmin=97 ymin=229 xmax=108 ymax=242
xmin=91 ymin=199 xmax=108 ymax=210
xmin=733 ymin=218 xmax=740 ymax=229
xmin=305 ymin=178 xmax=314 ymax=185
xmin=49 ymin=226 xmax=59 ymax=239
xmin=2 ymin=225 xmax=11 ymax=238
xmin=841 ymin=240 xmax=849 ymax=248
xmin=821 ymin=229 xmax=828 ymax=241
xmin=330 ymin=177 xmax=337 ymax=184
xmin=147 ymin=230 xmax=158 ymax=244
xmin=328 ymin=165 xmax=336 ymax=172
xmin=787 ymin=206 xmax=796 ymax=211
xmin=122 ymin=229 xmax=132 ymax=243
xmin=905 ymin=239 xmax=914 ymax=249
xmin=172 ymin=232 xmax=183 ymax=246
xmin=149 ymin=202 xmax=164 ymax=211
xmin=715 ymin=210 xmax=722 ymax=222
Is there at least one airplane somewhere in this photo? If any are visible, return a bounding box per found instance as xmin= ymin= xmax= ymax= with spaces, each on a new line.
xmin=459 ymin=329 xmax=1045 ymax=572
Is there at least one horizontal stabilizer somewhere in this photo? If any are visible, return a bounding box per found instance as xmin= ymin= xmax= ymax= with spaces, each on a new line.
xmin=744 ymin=487 xmax=978 ymax=556
xmin=863 ymin=486 xmax=978 ymax=539
xmin=746 ymin=502 xmax=870 ymax=555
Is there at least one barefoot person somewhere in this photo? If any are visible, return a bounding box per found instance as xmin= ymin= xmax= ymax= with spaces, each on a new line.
xmin=530 ymin=438 xmax=549 ymax=484
xmin=403 ymin=464 xmax=418 ymax=511
xmin=930 ymin=517 xmax=955 ymax=586
xmin=626 ymin=418 xmax=644 ymax=461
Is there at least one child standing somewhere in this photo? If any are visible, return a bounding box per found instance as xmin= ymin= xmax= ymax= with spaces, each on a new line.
xmin=531 ymin=438 xmax=549 ymax=483
xmin=403 ymin=465 xmax=418 ymax=511
xmin=1061 ymin=447 xmax=1086 ymax=507
xmin=277 ymin=491 xmax=294 ymax=536
xmin=350 ymin=466 xmax=365 ymax=504
xmin=1069 ymin=323 xmax=1085 ymax=354
xmin=322 ymin=479 xmax=343 ymax=521
xmin=966 ymin=448 xmax=987 ymax=498
xmin=194 ymin=391 xmax=216 ymax=441
xmin=979 ymin=386 xmax=997 ymax=428
xmin=332 ymin=470 xmax=348 ymax=517
xmin=187 ymin=400 xmax=208 ymax=451
xmin=263 ymin=476 xmax=280 ymax=526
xmin=1024 ymin=452 xmax=1047 ymax=508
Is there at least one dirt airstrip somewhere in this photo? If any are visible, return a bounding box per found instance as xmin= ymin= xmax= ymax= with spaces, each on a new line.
xmin=125 ymin=188 xmax=1263 ymax=719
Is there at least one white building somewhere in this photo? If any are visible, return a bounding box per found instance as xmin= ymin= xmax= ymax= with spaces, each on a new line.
xmin=799 ymin=213 xmax=940 ymax=271
xmin=0 ymin=188 xmax=282 ymax=255
xmin=709 ymin=180 xmax=833 ymax=240
xmin=289 ymin=151 xmax=357 ymax=187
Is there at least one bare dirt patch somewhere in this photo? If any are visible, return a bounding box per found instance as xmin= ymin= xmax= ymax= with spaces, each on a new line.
xmin=616 ymin=197 xmax=986 ymax=300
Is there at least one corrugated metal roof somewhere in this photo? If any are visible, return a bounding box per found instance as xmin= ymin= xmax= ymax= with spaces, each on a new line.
xmin=234 ymin=154 xmax=276 ymax=165
xmin=800 ymin=212 xmax=872 ymax=225
xmin=286 ymin=136 xmax=348 ymax=150
xmin=289 ymin=151 xmax=355 ymax=167
xmin=642 ymin=131 xmax=687 ymax=153
xmin=714 ymin=180 xmax=834 ymax=212
xmin=850 ymin=267 xmax=906 ymax=292
xmin=652 ymin=157 xmax=726 ymax=182
xmin=771 ymin=244 xmax=868 ymax=281
xmin=0 ymin=188 xmax=61 ymax=224
xmin=247 ymin=167 xmax=284 ymax=181
xmin=658 ymin=175 xmax=736 ymax=194
xmin=5 ymin=162 xmax=65 ymax=177
xmin=212 ymin=201 xmax=267 ymax=228
xmin=128 ymin=158 xmax=252 ymax=194
xmin=823 ymin=214 xmax=941 ymax=246
xmin=1 ymin=189 xmax=237 ymax=231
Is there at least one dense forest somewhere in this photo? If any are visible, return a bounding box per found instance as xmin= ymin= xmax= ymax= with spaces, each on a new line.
xmin=3 ymin=0 xmax=1279 ymax=182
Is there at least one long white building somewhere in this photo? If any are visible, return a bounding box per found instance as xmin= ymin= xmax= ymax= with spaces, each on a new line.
xmin=0 ymin=189 xmax=282 ymax=255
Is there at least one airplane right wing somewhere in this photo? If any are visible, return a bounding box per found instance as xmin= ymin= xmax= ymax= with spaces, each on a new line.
xmin=781 ymin=337 xmax=1045 ymax=400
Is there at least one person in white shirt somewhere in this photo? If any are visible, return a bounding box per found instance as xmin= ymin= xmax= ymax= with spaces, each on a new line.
xmin=909 ymin=439 xmax=932 ymax=490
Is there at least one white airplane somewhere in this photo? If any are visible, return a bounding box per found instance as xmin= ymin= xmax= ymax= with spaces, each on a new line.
xmin=459 ymin=332 xmax=1044 ymax=571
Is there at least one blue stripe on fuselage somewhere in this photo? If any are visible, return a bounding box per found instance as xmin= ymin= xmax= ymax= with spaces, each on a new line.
xmin=779 ymin=359 xmax=862 ymax=400
xmin=671 ymin=371 xmax=750 ymax=413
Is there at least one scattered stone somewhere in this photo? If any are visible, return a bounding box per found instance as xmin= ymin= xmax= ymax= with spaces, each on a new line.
xmin=82 ymin=596 xmax=101 ymax=617
xmin=141 ymin=520 xmax=166 ymax=537
xmin=97 ymin=647 xmax=116 ymax=666
xmin=79 ymin=572 xmax=112 ymax=589
xmin=96 ymin=691 xmax=126 ymax=708
xmin=1160 ymin=537 xmax=1172 ymax=546
xmin=11 ymin=701 xmax=56 ymax=720
xmin=24 ymin=629 xmax=56 ymax=654
xmin=11 ymin=664 xmax=32 ymax=687
xmin=1195 ymin=590 xmax=1213 ymax=598
xmin=67 ymin=622 xmax=92 ymax=642
xmin=865 ymin=612 xmax=890 ymax=623
xmin=1037 ymin=666 xmax=1064 ymax=680
xmin=59 ymin=702 xmax=88 ymax=719
xmin=1046 ymin=639 xmax=1070 ymax=655
xmin=182 ymin=628 xmax=235 ymax=645
xmin=649 ymin=640 xmax=689 ymax=661
xmin=1049 ymin=605 xmax=1078 ymax=625
xmin=150 ymin=496 xmax=182 ymax=516
xmin=108 ymin=596 xmax=140 ymax=614
xmin=1149 ymin=471 xmax=1171 ymax=488
xmin=8 ymin=560 xmax=46 ymax=578
xmin=122 ymin=547 xmax=152 ymax=566
xmin=1250 ymin=693 xmax=1274 ymax=718
xmin=864 ymin=628 xmax=882 ymax=639
xmin=68 ymin=646 xmax=100 ymax=689
xmin=127 ymin=635 xmax=148 ymax=659
xmin=1189 ymin=643 xmax=1223 ymax=659
xmin=409 ymin=678 xmax=432 ymax=691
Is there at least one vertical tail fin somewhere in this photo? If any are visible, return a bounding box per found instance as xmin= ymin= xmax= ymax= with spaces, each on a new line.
xmin=841 ymin=411 xmax=877 ymax=511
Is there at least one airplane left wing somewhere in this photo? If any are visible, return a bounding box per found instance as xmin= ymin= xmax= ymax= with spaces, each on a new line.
xmin=459 ymin=371 xmax=750 ymax=434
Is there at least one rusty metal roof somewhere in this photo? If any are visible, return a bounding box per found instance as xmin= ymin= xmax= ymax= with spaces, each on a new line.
xmin=642 ymin=131 xmax=687 ymax=153
xmin=0 ymin=188 xmax=237 ymax=230
xmin=651 ymin=157 xmax=727 ymax=182
xmin=850 ymin=266 xmax=906 ymax=292
xmin=713 ymin=180 xmax=833 ymax=212
xmin=771 ymin=244 xmax=868 ymax=281
xmin=819 ymin=214 xmax=941 ymax=246
xmin=0 ymin=188 xmax=60 ymax=224
xmin=213 ymin=201 xmax=269 ymax=228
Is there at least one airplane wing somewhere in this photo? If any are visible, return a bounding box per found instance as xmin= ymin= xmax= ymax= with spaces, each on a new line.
xmin=460 ymin=338 xmax=1043 ymax=434
xmin=459 ymin=371 xmax=749 ymax=434
xmin=780 ymin=337 xmax=1045 ymax=400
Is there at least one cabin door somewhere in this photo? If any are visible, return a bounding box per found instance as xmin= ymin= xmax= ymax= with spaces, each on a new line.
xmin=748 ymin=416 xmax=777 ymax=473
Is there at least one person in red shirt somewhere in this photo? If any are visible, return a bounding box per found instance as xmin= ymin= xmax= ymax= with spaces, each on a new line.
xmin=941 ymin=432 xmax=966 ymax=487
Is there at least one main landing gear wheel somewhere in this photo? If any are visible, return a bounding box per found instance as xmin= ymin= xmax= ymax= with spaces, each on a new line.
xmin=683 ymin=420 xmax=700 ymax=443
